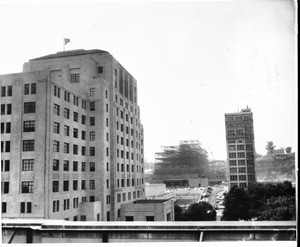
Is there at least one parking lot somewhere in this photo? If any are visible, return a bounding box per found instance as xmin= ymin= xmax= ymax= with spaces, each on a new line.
xmin=169 ymin=185 xmax=228 ymax=218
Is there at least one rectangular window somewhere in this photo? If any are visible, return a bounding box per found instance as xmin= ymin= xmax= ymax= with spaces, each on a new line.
xmin=23 ymin=121 xmax=35 ymax=132
xmin=81 ymin=180 xmax=86 ymax=190
xmin=21 ymin=181 xmax=34 ymax=193
xmin=64 ymin=108 xmax=70 ymax=119
xmin=81 ymin=130 xmax=86 ymax=140
xmin=73 ymin=112 xmax=78 ymax=122
xmin=1 ymin=86 xmax=6 ymax=96
xmin=2 ymin=202 xmax=7 ymax=213
xmin=5 ymin=141 xmax=10 ymax=152
xmin=53 ymin=181 xmax=59 ymax=192
xmin=53 ymin=122 xmax=60 ymax=134
xmin=73 ymin=180 xmax=78 ymax=191
xmin=81 ymin=100 xmax=86 ymax=109
xmin=22 ymin=159 xmax=34 ymax=171
xmin=238 ymin=152 xmax=245 ymax=158
xmin=6 ymin=104 xmax=12 ymax=115
xmin=81 ymin=146 xmax=86 ymax=156
xmin=82 ymin=115 xmax=86 ymax=125
xmin=90 ymin=180 xmax=95 ymax=189
xmin=24 ymin=84 xmax=30 ymax=95
xmin=98 ymin=66 xmax=103 ymax=73
xmin=90 ymin=88 xmax=95 ymax=96
xmin=64 ymin=142 xmax=69 ymax=153
xmin=64 ymin=91 xmax=70 ymax=102
xmin=7 ymin=86 xmax=13 ymax=96
xmin=63 ymin=160 xmax=69 ymax=171
xmin=2 ymin=182 xmax=9 ymax=193
xmin=53 ymin=159 xmax=59 ymax=171
xmin=53 ymin=200 xmax=59 ymax=212
xmin=90 ymin=147 xmax=95 ymax=156
xmin=238 ymin=160 xmax=246 ymax=166
xmin=1 ymin=160 xmax=10 ymax=172
xmin=229 ymin=152 xmax=236 ymax=158
xmin=23 ymin=140 xmax=34 ymax=151
xmin=5 ymin=122 xmax=11 ymax=133
xmin=63 ymin=181 xmax=69 ymax=191
xmin=53 ymin=140 xmax=60 ymax=152
xmin=24 ymin=102 xmax=36 ymax=114
xmin=73 ymin=128 xmax=78 ymax=138
xmin=81 ymin=215 xmax=86 ymax=221
xmin=90 ymin=102 xmax=95 ymax=111
xmin=90 ymin=117 xmax=95 ymax=126
xmin=90 ymin=162 xmax=95 ymax=172
xmin=73 ymin=144 xmax=78 ymax=155
xmin=237 ymin=145 xmax=245 ymax=150
xmin=64 ymin=125 xmax=70 ymax=136
xmin=81 ymin=162 xmax=86 ymax=172
xmin=106 ymin=195 xmax=111 ymax=205
xmin=70 ymin=73 xmax=80 ymax=83
xmin=90 ymin=131 xmax=95 ymax=141
xmin=53 ymin=104 xmax=60 ymax=115
xmin=73 ymin=161 xmax=78 ymax=171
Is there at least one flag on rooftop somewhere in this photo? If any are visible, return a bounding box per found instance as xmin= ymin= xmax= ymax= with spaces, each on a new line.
xmin=64 ymin=38 xmax=70 ymax=45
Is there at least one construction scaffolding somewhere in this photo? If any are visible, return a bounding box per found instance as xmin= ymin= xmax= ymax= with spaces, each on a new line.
xmin=152 ymin=140 xmax=209 ymax=187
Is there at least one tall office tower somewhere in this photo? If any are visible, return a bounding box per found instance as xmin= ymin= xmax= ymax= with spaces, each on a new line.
xmin=1 ymin=49 xmax=145 ymax=221
xmin=224 ymin=107 xmax=256 ymax=188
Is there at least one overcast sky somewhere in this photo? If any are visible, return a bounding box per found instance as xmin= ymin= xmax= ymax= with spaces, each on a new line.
xmin=0 ymin=0 xmax=297 ymax=162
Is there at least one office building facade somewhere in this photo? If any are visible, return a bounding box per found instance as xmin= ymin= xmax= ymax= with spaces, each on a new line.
xmin=1 ymin=49 xmax=145 ymax=221
xmin=224 ymin=108 xmax=256 ymax=188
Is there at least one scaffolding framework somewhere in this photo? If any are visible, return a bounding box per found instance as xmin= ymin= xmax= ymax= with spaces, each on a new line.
xmin=153 ymin=140 xmax=209 ymax=181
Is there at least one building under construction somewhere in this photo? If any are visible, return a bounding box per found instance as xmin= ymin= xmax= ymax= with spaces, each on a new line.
xmin=151 ymin=140 xmax=209 ymax=187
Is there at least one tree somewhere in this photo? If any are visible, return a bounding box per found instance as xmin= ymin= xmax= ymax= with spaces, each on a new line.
xmin=174 ymin=205 xmax=183 ymax=221
xmin=222 ymin=186 xmax=251 ymax=221
xmin=175 ymin=202 xmax=216 ymax=221
xmin=257 ymin=196 xmax=296 ymax=220
xmin=285 ymin=146 xmax=292 ymax=154
xmin=266 ymin=141 xmax=275 ymax=154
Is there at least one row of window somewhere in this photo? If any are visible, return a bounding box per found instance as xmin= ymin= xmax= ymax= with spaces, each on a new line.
xmin=1 ymin=181 xmax=33 ymax=194
xmin=116 ymin=178 xmax=144 ymax=188
xmin=52 ymin=194 xmax=99 ymax=214
xmin=1 ymin=85 xmax=13 ymax=97
xmin=53 ymin=141 xmax=98 ymax=156
xmin=228 ymin=144 xmax=254 ymax=151
xmin=2 ymin=202 xmax=32 ymax=214
xmin=116 ymin=190 xmax=141 ymax=203
xmin=24 ymin=83 xmax=36 ymax=95
xmin=230 ymin=167 xmax=255 ymax=174
xmin=226 ymin=115 xmax=252 ymax=121
xmin=53 ymin=160 xmax=99 ymax=172
xmin=52 ymin=179 xmax=95 ymax=192
xmin=116 ymin=163 xmax=144 ymax=173
xmin=230 ymin=175 xmax=256 ymax=181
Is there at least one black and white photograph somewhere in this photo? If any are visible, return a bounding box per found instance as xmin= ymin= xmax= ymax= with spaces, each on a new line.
xmin=0 ymin=0 xmax=297 ymax=244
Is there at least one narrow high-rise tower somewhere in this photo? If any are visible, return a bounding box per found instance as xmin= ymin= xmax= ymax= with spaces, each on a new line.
xmin=225 ymin=107 xmax=256 ymax=188
xmin=1 ymin=49 xmax=145 ymax=221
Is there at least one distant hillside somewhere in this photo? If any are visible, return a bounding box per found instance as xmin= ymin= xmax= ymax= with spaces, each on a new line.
xmin=255 ymin=153 xmax=295 ymax=182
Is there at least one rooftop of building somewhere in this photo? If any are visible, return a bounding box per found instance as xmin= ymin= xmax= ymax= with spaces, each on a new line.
xmin=29 ymin=49 xmax=109 ymax=61
xmin=133 ymin=199 xmax=170 ymax=204
xmin=225 ymin=107 xmax=252 ymax=116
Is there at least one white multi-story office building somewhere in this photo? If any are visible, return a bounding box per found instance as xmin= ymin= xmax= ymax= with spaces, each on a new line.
xmin=1 ymin=49 xmax=145 ymax=221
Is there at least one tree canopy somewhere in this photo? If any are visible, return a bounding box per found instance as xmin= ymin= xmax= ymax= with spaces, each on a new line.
xmin=222 ymin=181 xmax=295 ymax=221
xmin=266 ymin=141 xmax=275 ymax=154
xmin=222 ymin=186 xmax=251 ymax=221
xmin=175 ymin=201 xmax=216 ymax=221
